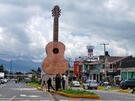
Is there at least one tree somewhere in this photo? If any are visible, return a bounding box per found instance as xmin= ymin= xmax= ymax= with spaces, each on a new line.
xmin=37 ymin=67 xmax=41 ymax=73
xmin=0 ymin=64 xmax=4 ymax=72
xmin=31 ymin=67 xmax=41 ymax=84
xmin=31 ymin=69 xmax=37 ymax=80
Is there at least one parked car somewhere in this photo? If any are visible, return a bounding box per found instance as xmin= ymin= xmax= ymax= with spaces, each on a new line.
xmin=24 ymin=78 xmax=32 ymax=83
xmin=0 ymin=78 xmax=8 ymax=84
xmin=120 ymin=79 xmax=135 ymax=89
xmin=101 ymin=81 xmax=111 ymax=86
xmin=83 ymin=80 xmax=98 ymax=90
xmin=71 ymin=81 xmax=80 ymax=87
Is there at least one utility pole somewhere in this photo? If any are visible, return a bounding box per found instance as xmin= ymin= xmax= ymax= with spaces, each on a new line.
xmin=0 ymin=53 xmax=13 ymax=79
xmin=100 ymin=43 xmax=109 ymax=80
xmin=10 ymin=58 xmax=13 ymax=79
xmin=100 ymin=43 xmax=109 ymax=55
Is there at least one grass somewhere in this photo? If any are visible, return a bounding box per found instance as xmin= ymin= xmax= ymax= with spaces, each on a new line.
xmin=27 ymin=82 xmax=41 ymax=88
xmin=62 ymin=88 xmax=97 ymax=95
xmin=50 ymin=88 xmax=100 ymax=99
xmin=98 ymin=86 xmax=120 ymax=91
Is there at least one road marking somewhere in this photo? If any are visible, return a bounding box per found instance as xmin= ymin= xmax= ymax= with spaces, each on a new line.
xmin=12 ymin=88 xmax=37 ymax=90
xmin=20 ymin=94 xmax=39 ymax=98
xmin=40 ymin=100 xmax=50 ymax=101
xmin=28 ymin=95 xmax=39 ymax=97
xmin=9 ymin=96 xmax=16 ymax=101
xmin=20 ymin=94 xmax=27 ymax=97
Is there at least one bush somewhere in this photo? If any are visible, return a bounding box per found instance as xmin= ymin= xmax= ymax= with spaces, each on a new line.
xmin=62 ymin=89 xmax=97 ymax=95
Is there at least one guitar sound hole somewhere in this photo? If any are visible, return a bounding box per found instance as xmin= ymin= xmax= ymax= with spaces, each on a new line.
xmin=53 ymin=48 xmax=59 ymax=54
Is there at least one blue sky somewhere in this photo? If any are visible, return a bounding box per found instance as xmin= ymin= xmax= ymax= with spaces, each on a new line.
xmin=0 ymin=0 xmax=135 ymax=62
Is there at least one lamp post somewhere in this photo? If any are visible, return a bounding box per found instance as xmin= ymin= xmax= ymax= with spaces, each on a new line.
xmin=10 ymin=58 xmax=13 ymax=78
xmin=0 ymin=53 xmax=13 ymax=78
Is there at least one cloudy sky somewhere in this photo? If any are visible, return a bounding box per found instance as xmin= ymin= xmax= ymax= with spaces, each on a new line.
xmin=0 ymin=0 xmax=135 ymax=62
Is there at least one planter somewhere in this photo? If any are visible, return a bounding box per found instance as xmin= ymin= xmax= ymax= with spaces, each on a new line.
xmin=51 ymin=91 xmax=100 ymax=99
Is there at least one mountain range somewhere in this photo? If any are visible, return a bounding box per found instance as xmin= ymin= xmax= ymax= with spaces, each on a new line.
xmin=0 ymin=59 xmax=41 ymax=72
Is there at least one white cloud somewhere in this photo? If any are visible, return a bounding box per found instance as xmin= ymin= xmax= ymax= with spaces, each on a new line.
xmin=104 ymin=0 xmax=128 ymax=11
xmin=0 ymin=0 xmax=135 ymax=62
xmin=108 ymin=41 xmax=127 ymax=56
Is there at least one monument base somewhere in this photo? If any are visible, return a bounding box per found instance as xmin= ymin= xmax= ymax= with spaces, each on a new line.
xmin=41 ymin=71 xmax=69 ymax=89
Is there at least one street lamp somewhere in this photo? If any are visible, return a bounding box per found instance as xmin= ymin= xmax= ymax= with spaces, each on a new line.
xmin=0 ymin=53 xmax=13 ymax=78
xmin=10 ymin=58 xmax=13 ymax=78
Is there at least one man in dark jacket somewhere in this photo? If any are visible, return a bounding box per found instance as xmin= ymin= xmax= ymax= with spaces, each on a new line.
xmin=62 ymin=74 xmax=66 ymax=90
xmin=55 ymin=73 xmax=61 ymax=91
xmin=47 ymin=77 xmax=55 ymax=92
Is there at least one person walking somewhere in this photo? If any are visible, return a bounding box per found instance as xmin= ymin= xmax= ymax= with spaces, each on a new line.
xmin=42 ymin=80 xmax=46 ymax=91
xmin=47 ymin=77 xmax=55 ymax=92
xmin=62 ymin=74 xmax=66 ymax=90
xmin=55 ymin=73 xmax=61 ymax=91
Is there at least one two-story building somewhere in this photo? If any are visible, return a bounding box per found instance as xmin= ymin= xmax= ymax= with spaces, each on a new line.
xmin=73 ymin=56 xmax=103 ymax=82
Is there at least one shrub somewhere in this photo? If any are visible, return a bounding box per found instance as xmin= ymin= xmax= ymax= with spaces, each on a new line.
xmin=62 ymin=88 xmax=96 ymax=95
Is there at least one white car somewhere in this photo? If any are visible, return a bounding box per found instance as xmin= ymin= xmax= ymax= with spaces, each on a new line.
xmin=71 ymin=81 xmax=80 ymax=87
xmin=0 ymin=78 xmax=8 ymax=83
xmin=83 ymin=80 xmax=98 ymax=89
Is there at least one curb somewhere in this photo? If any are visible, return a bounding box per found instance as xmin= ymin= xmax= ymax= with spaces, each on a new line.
xmin=117 ymin=89 xmax=132 ymax=93
xmin=51 ymin=91 xmax=100 ymax=99
xmin=37 ymin=87 xmax=43 ymax=91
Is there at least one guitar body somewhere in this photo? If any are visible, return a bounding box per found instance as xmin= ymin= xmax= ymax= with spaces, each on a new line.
xmin=42 ymin=41 xmax=68 ymax=74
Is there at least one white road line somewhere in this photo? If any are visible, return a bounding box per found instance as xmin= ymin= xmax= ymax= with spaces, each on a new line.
xmin=28 ymin=95 xmax=39 ymax=97
xmin=20 ymin=94 xmax=27 ymax=97
xmin=20 ymin=94 xmax=39 ymax=98
xmin=11 ymin=88 xmax=37 ymax=90
xmin=9 ymin=96 xmax=16 ymax=101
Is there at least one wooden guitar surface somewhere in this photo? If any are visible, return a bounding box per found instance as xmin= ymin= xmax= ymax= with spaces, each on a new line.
xmin=42 ymin=41 xmax=68 ymax=74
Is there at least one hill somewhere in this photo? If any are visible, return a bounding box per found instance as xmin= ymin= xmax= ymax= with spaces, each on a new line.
xmin=0 ymin=59 xmax=41 ymax=72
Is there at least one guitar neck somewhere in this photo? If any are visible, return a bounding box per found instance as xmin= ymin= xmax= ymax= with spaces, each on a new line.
xmin=53 ymin=17 xmax=59 ymax=42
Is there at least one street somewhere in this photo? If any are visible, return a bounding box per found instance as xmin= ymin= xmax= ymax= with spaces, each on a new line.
xmin=71 ymin=87 xmax=135 ymax=101
xmin=1 ymin=81 xmax=135 ymax=101
xmin=94 ymin=90 xmax=135 ymax=100
xmin=0 ymin=80 xmax=53 ymax=101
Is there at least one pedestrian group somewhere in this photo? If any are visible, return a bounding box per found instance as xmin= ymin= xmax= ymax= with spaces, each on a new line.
xmin=42 ymin=73 xmax=66 ymax=92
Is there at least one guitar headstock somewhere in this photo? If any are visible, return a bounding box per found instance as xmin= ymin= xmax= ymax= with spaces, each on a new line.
xmin=52 ymin=5 xmax=61 ymax=17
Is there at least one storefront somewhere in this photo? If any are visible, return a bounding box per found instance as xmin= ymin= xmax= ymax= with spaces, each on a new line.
xmin=121 ymin=68 xmax=135 ymax=80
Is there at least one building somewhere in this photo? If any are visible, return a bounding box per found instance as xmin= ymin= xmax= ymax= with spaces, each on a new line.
xmin=121 ymin=59 xmax=135 ymax=80
xmin=99 ymin=55 xmax=135 ymax=83
xmin=73 ymin=56 xmax=103 ymax=82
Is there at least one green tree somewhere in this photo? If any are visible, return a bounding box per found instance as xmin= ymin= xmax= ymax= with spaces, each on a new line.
xmin=0 ymin=64 xmax=4 ymax=72
xmin=31 ymin=67 xmax=41 ymax=84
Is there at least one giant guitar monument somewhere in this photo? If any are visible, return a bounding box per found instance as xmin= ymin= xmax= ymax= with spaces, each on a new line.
xmin=42 ymin=5 xmax=68 ymax=75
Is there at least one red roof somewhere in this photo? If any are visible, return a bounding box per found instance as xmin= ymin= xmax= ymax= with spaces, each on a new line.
xmin=107 ymin=56 xmax=129 ymax=64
